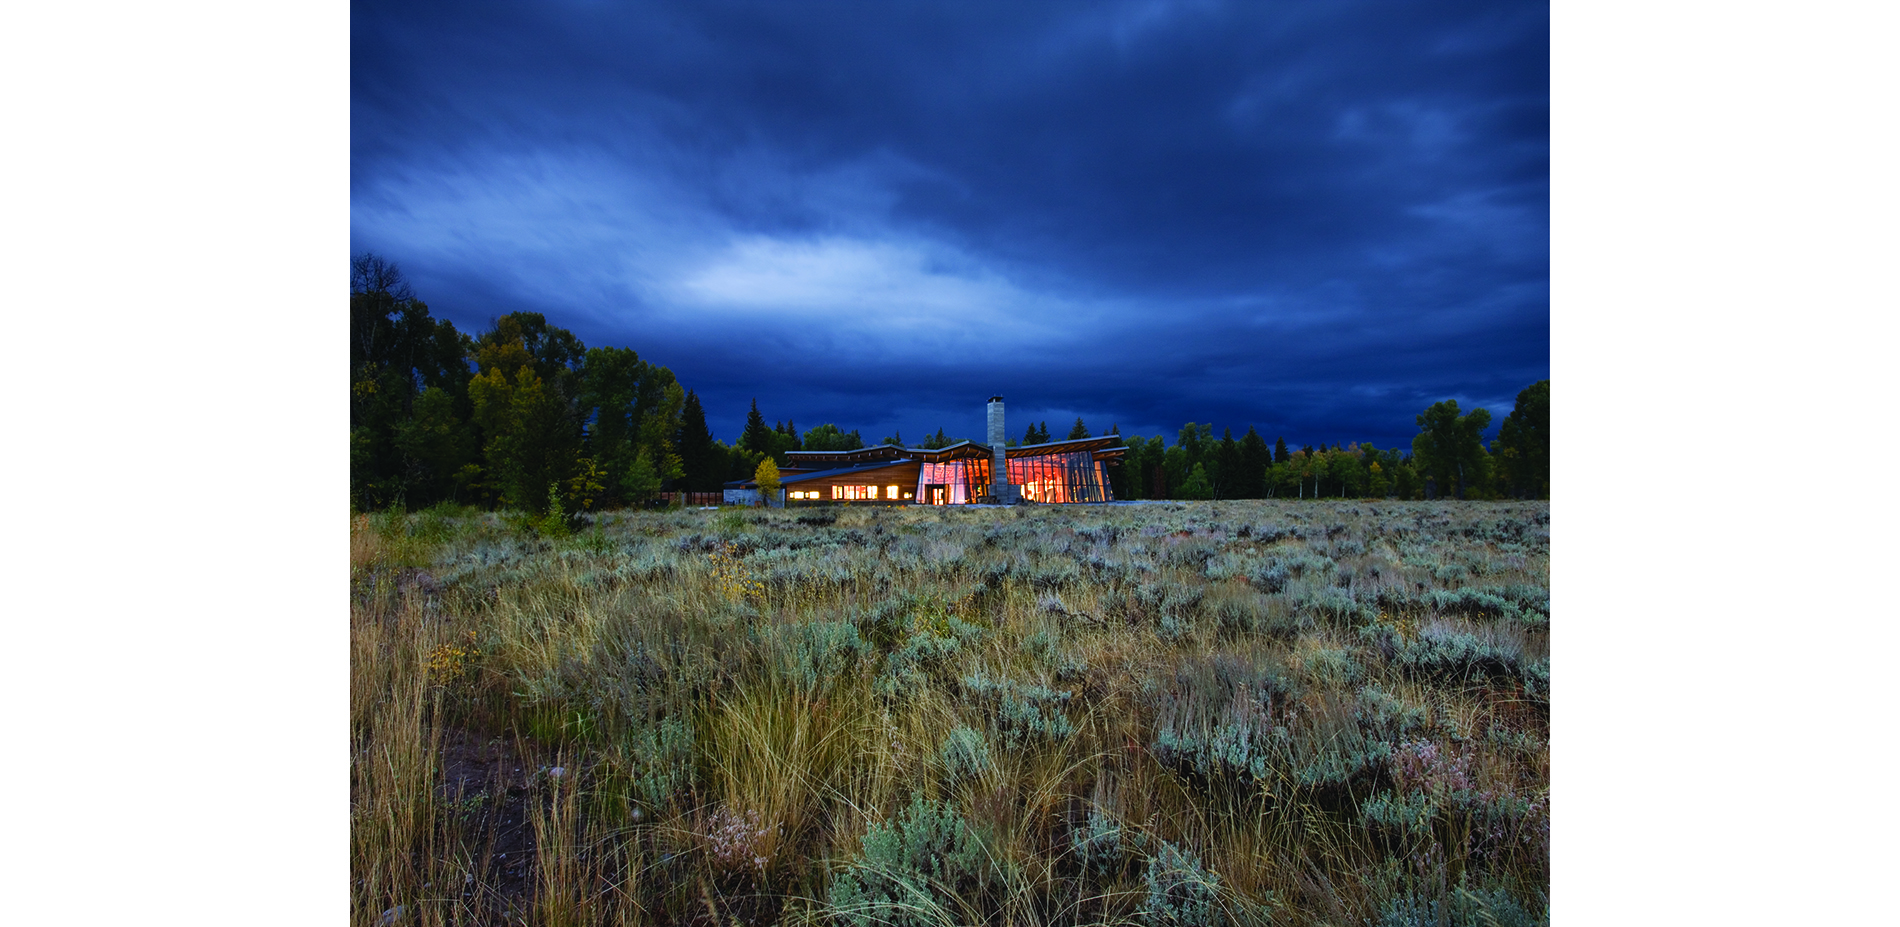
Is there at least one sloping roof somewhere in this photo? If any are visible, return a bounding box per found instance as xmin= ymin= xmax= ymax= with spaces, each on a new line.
xmin=778 ymin=461 xmax=919 ymax=485
xmin=725 ymin=458 xmax=919 ymax=489
xmin=785 ymin=435 xmax=1129 ymax=466
xmin=1004 ymin=435 xmax=1130 ymax=459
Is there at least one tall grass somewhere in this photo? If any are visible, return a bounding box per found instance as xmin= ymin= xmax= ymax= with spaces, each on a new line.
xmin=352 ymin=500 xmax=1549 ymax=925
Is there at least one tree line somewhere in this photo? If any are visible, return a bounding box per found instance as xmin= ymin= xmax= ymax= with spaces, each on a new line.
xmin=353 ymin=254 xmax=1547 ymax=512
xmin=1106 ymin=380 xmax=1548 ymax=502
xmin=353 ymin=255 xmax=768 ymax=513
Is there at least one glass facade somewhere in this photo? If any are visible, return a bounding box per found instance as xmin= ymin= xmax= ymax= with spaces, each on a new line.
xmin=1006 ymin=450 xmax=1111 ymax=503
xmin=915 ymin=458 xmax=993 ymax=505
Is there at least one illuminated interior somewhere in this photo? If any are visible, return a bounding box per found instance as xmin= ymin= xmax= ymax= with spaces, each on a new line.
xmin=770 ymin=436 xmax=1121 ymax=505
xmin=1006 ymin=450 xmax=1110 ymax=503
xmin=915 ymin=458 xmax=993 ymax=505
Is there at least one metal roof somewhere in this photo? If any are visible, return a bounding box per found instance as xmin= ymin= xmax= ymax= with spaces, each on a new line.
xmin=726 ymin=459 xmax=920 ymax=488
xmin=784 ymin=434 xmax=1129 ymax=465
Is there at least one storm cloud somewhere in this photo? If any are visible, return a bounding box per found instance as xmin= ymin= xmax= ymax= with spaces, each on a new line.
xmin=352 ymin=0 xmax=1547 ymax=449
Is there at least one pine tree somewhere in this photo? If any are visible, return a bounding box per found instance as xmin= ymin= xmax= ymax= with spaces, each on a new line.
xmin=1239 ymin=426 xmax=1269 ymax=498
xmin=1274 ymin=436 xmax=1289 ymax=464
xmin=675 ymin=390 xmax=717 ymax=491
xmin=740 ymin=399 xmax=773 ymax=456
xmin=1068 ymin=417 xmax=1091 ymax=440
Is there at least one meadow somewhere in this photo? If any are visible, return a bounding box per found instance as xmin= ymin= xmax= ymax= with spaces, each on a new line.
xmin=351 ymin=499 xmax=1549 ymax=927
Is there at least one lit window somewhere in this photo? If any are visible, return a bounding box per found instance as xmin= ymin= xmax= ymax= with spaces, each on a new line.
xmin=887 ymin=485 xmax=899 ymax=499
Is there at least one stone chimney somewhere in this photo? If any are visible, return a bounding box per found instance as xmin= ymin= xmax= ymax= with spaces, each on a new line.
xmin=986 ymin=396 xmax=1015 ymax=502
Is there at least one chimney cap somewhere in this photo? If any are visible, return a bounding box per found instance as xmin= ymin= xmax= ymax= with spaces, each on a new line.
xmin=988 ymin=395 xmax=1004 ymax=403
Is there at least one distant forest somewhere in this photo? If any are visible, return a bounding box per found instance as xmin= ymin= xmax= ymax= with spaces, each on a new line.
xmin=352 ymin=254 xmax=1549 ymax=513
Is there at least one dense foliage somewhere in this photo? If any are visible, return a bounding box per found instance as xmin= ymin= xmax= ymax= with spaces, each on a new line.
xmin=351 ymin=256 xmax=811 ymax=512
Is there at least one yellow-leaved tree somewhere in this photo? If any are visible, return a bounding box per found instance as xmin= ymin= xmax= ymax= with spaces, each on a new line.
xmin=753 ymin=458 xmax=781 ymax=507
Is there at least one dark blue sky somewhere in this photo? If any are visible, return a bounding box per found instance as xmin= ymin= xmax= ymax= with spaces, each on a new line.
xmin=352 ymin=0 xmax=1547 ymax=450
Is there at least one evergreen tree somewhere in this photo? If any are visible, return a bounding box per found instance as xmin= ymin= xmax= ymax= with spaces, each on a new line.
xmin=1238 ymin=426 xmax=1269 ymax=498
xmin=1212 ymin=428 xmax=1239 ymax=498
xmin=675 ymin=390 xmax=718 ymax=491
xmin=1068 ymin=417 xmax=1091 ymax=440
xmin=740 ymin=399 xmax=774 ymax=457
xmin=1274 ymin=436 xmax=1289 ymax=464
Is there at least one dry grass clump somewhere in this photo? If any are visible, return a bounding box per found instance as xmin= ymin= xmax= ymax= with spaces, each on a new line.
xmin=352 ymin=500 xmax=1549 ymax=926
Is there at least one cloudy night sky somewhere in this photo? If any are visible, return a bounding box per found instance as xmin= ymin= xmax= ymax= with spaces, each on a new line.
xmin=351 ymin=0 xmax=1547 ymax=451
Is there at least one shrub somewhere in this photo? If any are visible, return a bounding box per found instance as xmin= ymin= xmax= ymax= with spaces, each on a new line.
xmin=766 ymin=620 xmax=867 ymax=692
xmin=1142 ymin=841 xmax=1224 ymax=927
xmin=1157 ymin=612 xmax=1192 ymax=646
xmin=828 ymin=796 xmax=995 ymax=927
xmin=1300 ymin=647 xmax=1362 ymax=686
xmin=1362 ymin=790 xmax=1436 ymax=840
xmin=1364 ymin=624 xmax=1540 ymax=692
xmin=938 ymin=726 xmax=994 ymax=784
xmin=1249 ymin=562 xmax=1291 ymax=593
xmin=1284 ymin=731 xmax=1392 ymax=806
xmin=1119 ymin=580 xmax=1205 ymax=626
xmin=961 ymin=670 xmax=1076 ymax=747
xmin=875 ymin=631 xmax=963 ymax=700
xmin=1152 ymin=715 xmax=1279 ymax=785
xmin=1376 ymin=883 xmax=1544 ymax=927
xmin=1022 ymin=626 xmax=1088 ymax=681
xmin=1202 ymin=586 xmax=1265 ymax=634
xmin=1298 ymin=587 xmax=1376 ymax=626
xmin=855 ymin=597 xmax=914 ymax=651
xmin=1069 ymin=808 xmax=1131 ymax=878
xmin=1355 ymin=686 xmax=1433 ymax=740
xmin=615 ymin=715 xmax=693 ymax=812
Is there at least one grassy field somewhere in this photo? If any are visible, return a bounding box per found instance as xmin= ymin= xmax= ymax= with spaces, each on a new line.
xmin=351 ymin=500 xmax=1549 ymax=927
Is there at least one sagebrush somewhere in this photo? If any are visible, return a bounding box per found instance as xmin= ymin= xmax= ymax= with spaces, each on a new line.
xmin=351 ymin=500 xmax=1549 ymax=926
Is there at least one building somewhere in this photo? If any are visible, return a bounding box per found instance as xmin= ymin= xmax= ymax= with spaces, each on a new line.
xmin=724 ymin=397 xmax=1127 ymax=505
